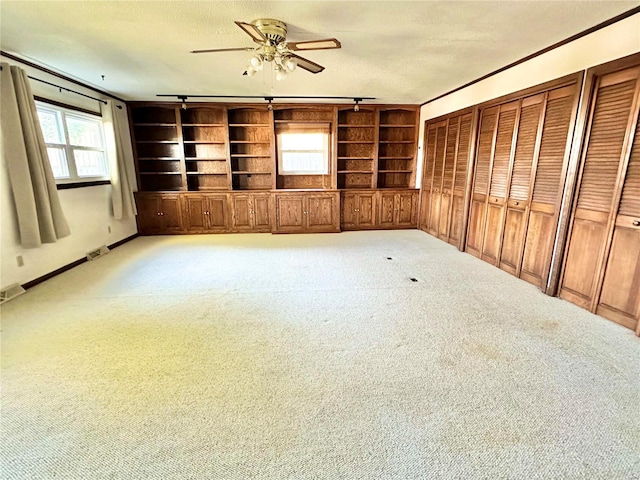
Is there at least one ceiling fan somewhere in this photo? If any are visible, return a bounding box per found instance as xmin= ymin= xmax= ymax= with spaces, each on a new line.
xmin=191 ymin=18 xmax=341 ymax=79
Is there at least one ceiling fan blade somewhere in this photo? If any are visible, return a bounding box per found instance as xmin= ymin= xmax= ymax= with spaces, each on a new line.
xmin=289 ymin=53 xmax=325 ymax=74
xmin=287 ymin=38 xmax=341 ymax=51
xmin=190 ymin=47 xmax=254 ymax=54
xmin=234 ymin=21 xmax=267 ymax=43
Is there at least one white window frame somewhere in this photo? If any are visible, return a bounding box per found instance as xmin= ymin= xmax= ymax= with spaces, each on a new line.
xmin=36 ymin=101 xmax=109 ymax=184
xmin=276 ymin=123 xmax=330 ymax=175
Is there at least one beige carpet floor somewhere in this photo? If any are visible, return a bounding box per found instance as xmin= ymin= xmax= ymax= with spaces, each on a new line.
xmin=1 ymin=230 xmax=639 ymax=479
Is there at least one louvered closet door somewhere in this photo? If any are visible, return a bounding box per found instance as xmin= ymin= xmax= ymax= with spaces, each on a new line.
xmin=449 ymin=113 xmax=473 ymax=247
xmin=419 ymin=125 xmax=437 ymax=231
xmin=438 ymin=117 xmax=459 ymax=240
xmin=560 ymin=67 xmax=640 ymax=318
xmin=428 ymin=122 xmax=447 ymax=235
xmin=598 ymin=115 xmax=640 ymax=331
xmin=466 ymin=106 xmax=498 ymax=257
xmin=499 ymin=94 xmax=545 ymax=275
xmin=520 ymin=84 xmax=578 ymax=287
xmin=481 ymin=101 xmax=519 ymax=265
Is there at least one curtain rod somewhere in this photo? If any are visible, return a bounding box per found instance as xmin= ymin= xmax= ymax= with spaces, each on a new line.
xmin=0 ymin=64 xmax=122 ymax=108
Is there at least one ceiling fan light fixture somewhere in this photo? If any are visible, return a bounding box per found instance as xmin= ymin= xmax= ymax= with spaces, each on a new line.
xmin=274 ymin=65 xmax=286 ymax=81
xmin=284 ymin=57 xmax=297 ymax=72
xmin=250 ymin=55 xmax=263 ymax=70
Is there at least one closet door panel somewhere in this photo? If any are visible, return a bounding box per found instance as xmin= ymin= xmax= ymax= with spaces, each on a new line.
xmin=500 ymin=95 xmax=544 ymax=274
xmin=466 ymin=107 xmax=498 ymax=256
xmin=439 ymin=118 xmax=459 ymax=240
xmin=428 ymin=124 xmax=447 ymax=235
xmin=597 ymin=110 xmax=640 ymax=329
xmin=450 ymin=113 xmax=473 ymax=246
xmin=482 ymin=102 xmax=518 ymax=264
xmin=560 ymin=69 xmax=639 ymax=306
xmin=524 ymin=85 xmax=578 ymax=286
xmin=419 ymin=126 xmax=437 ymax=231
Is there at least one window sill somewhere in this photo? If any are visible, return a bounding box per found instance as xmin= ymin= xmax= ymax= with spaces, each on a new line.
xmin=56 ymin=180 xmax=110 ymax=190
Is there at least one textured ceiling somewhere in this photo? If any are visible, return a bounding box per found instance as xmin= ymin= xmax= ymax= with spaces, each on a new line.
xmin=0 ymin=1 xmax=637 ymax=104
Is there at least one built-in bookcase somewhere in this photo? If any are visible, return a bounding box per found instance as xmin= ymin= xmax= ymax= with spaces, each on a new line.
xmin=228 ymin=108 xmax=274 ymax=190
xmin=337 ymin=108 xmax=378 ymax=189
xmin=377 ymin=108 xmax=417 ymax=188
xmin=181 ymin=106 xmax=230 ymax=191
xmin=131 ymin=106 xmax=184 ymax=191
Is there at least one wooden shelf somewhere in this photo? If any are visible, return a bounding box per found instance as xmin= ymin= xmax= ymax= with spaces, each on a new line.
xmin=228 ymin=123 xmax=270 ymax=127
xmin=379 ymin=141 xmax=415 ymax=144
xmin=183 ymin=141 xmax=225 ymax=144
xmin=338 ymin=124 xmax=375 ymax=128
xmin=230 ymin=154 xmax=271 ymax=158
xmin=338 ymin=141 xmax=375 ymax=144
xmin=379 ymin=170 xmax=412 ymax=173
xmin=133 ymin=123 xmax=177 ymax=127
xmin=182 ymin=123 xmax=225 ymax=127
xmin=338 ymin=171 xmax=373 ymax=174
xmin=380 ymin=156 xmax=413 ymax=160
xmin=136 ymin=140 xmax=179 ymax=144
xmin=230 ymin=141 xmax=270 ymax=144
xmin=337 ymin=157 xmax=374 ymax=160
xmin=379 ymin=124 xmax=415 ymax=128
xmin=185 ymin=157 xmax=226 ymax=161
xmin=232 ymin=171 xmax=272 ymax=175
xmin=138 ymin=157 xmax=181 ymax=161
xmin=140 ymin=172 xmax=182 ymax=175
xmin=186 ymin=172 xmax=227 ymax=175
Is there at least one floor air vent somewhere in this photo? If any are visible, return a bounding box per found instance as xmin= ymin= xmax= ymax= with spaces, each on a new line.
xmin=0 ymin=283 xmax=26 ymax=304
xmin=86 ymin=245 xmax=110 ymax=261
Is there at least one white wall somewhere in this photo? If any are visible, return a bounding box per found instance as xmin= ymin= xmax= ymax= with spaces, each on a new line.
xmin=0 ymin=55 xmax=138 ymax=288
xmin=416 ymin=13 xmax=640 ymax=187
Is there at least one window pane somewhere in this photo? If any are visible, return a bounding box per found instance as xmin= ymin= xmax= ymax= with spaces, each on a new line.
xmin=282 ymin=152 xmax=326 ymax=173
xmin=66 ymin=115 xmax=104 ymax=148
xmin=37 ymin=108 xmax=64 ymax=143
xmin=46 ymin=147 xmax=69 ymax=178
xmin=281 ymin=133 xmax=324 ymax=150
xmin=73 ymin=149 xmax=108 ymax=177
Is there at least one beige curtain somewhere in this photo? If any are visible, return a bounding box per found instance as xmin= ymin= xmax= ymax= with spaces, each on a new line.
xmin=102 ymin=100 xmax=136 ymax=220
xmin=0 ymin=62 xmax=70 ymax=248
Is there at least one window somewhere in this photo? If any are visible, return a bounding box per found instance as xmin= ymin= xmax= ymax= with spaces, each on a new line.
xmin=36 ymin=102 xmax=108 ymax=183
xmin=276 ymin=123 xmax=330 ymax=175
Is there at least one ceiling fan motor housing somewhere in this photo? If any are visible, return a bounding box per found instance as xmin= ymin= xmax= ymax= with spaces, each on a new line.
xmin=253 ymin=18 xmax=288 ymax=44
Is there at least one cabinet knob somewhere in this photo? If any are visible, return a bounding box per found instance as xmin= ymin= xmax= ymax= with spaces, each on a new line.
xmin=494 ymin=198 xmax=498 ymax=202
xmin=514 ymin=201 xmax=519 ymax=206
xmin=160 ymin=212 xmax=164 ymax=216
xmin=157 ymin=212 xmax=161 ymax=216
xmin=205 ymin=211 xmax=210 ymax=215
xmin=633 ymin=220 xmax=640 ymax=226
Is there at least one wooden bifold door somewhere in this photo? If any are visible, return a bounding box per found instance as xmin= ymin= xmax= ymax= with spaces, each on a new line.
xmin=560 ymin=65 xmax=640 ymax=333
xmin=465 ymin=82 xmax=579 ymax=289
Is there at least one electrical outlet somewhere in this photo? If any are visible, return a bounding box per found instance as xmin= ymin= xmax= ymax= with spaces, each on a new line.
xmin=16 ymin=255 xmax=24 ymax=267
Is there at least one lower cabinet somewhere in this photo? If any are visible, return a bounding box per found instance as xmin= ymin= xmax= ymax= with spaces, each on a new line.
xmin=379 ymin=189 xmax=419 ymax=228
xmin=341 ymin=189 xmax=418 ymax=230
xmin=273 ymin=190 xmax=341 ymax=233
xmin=229 ymin=193 xmax=272 ymax=232
xmin=182 ymin=194 xmax=229 ymax=233
xmin=136 ymin=193 xmax=183 ymax=234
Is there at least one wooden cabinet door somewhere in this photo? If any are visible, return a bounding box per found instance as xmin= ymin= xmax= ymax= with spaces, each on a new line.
xmin=183 ymin=195 xmax=208 ymax=232
xmin=136 ymin=194 xmax=163 ymax=234
xmin=481 ymin=102 xmax=518 ymax=265
xmin=379 ymin=192 xmax=397 ymax=227
xmin=397 ymin=191 xmax=418 ymax=227
xmin=230 ymin=194 xmax=252 ymax=231
xmin=307 ymin=194 xmax=339 ymax=232
xmin=159 ymin=195 xmax=182 ymax=233
xmin=439 ymin=117 xmax=459 ymax=240
xmin=274 ymin=195 xmax=305 ymax=232
xmin=251 ymin=193 xmax=271 ymax=231
xmin=206 ymin=195 xmax=228 ymax=231
xmin=466 ymin=107 xmax=498 ymax=257
xmin=341 ymin=193 xmax=358 ymax=229
xmin=357 ymin=192 xmax=377 ymax=228
xmin=560 ymin=67 xmax=640 ymax=327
